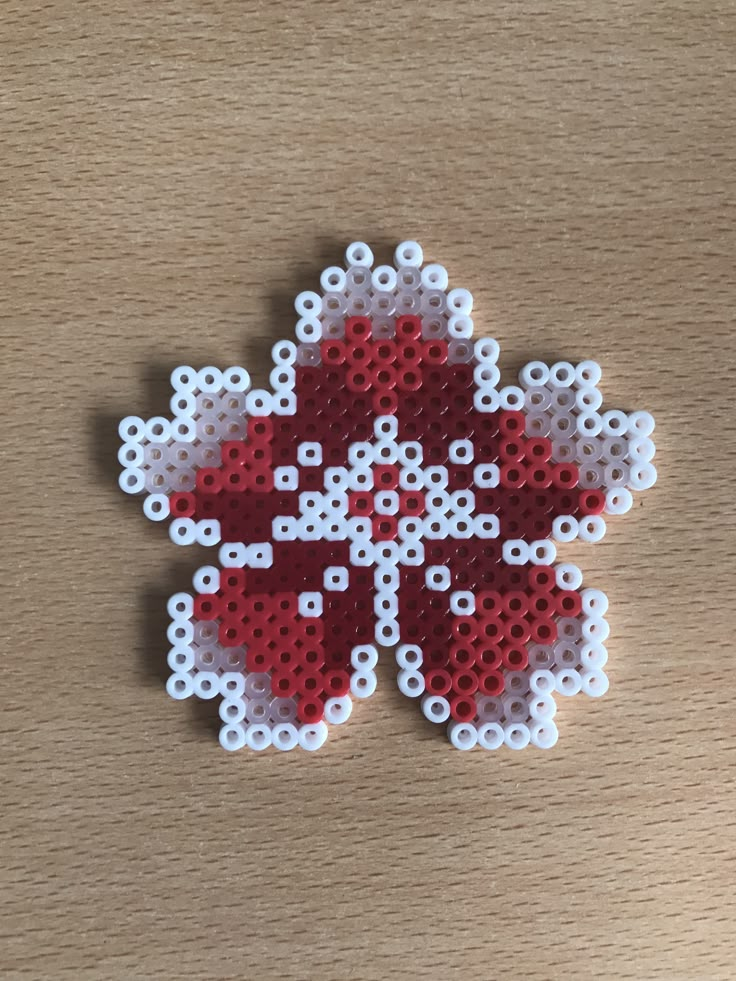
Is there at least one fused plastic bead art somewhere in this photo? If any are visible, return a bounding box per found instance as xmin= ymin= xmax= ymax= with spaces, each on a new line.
xmin=118 ymin=241 xmax=658 ymax=753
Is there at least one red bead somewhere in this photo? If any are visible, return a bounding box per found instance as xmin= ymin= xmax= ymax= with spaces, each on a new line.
xmin=395 ymin=314 xmax=422 ymax=340
xmin=551 ymin=462 xmax=579 ymax=490
xmin=345 ymin=316 xmax=372 ymax=342
xmin=169 ymin=492 xmax=196 ymax=518
xmin=424 ymin=669 xmax=452 ymax=696
xmin=450 ymin=694 xmax=477 ymax=722
xmin=556 ymin=590 xmax=583 ymax=617
xmin=499 ymin=410 xmax=526 ymax=437
xmin=499 ymin=463 xmax=527 ymax=489
xmin=451 ymin=670 xmax=479 ymax=696
xmin=477 ymin=670 xmax=505 ymax=696
xmin=372 ymin=516 xmax=398 ymax=541
xmin=297 ymin=697 xmax=325 ymax=724
xmin=501 ymin=645 xmax=529 ymax=670
xmin=579 ymin=488 xmax=606 ymax=515
xmin=449 ymin=643 xmax=476 ymax=669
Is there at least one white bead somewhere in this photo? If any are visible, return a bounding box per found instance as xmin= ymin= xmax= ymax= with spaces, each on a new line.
xmin=274 ymin=466 xmax=299 ymax=490
xmin=519 ymin=361 xmax=550 ymax=387
xmin=477 ymin=722 xmax=504 ymax=750
xmin=170 ymin=367 xmax=197 ymax=393
xmin=555 ymin=562 xmax=583 ymax=591
xmin=222 ymin=366 xmax=251 ymax=392
xmin=351 ymin=644 xmax=379 ymax=671
xmin=399 ymin=539 xmax=425 ymax=565
xmin=580 ymin=642 xmax=608 ymax=670
xmin=529 ymin=540 xmax=556 ymax=565
xmin=582 ymin=616 xmax=610 ymax=643
xmin=552 ymin=515 xmax=579 ymax=543
xmin=396 ymin=644 xmax=423 ymax=670
xmin=627 ymin=410 xmax=655 ymax=436
xmin=498 ymin=385 xmax=525 ymax=410
xmin=474 ymin=363 xmax=501 ymax=388
xmin=601 ymin=409 xmax=628 ymax=436
xmin=396 ymin=441 xmax=423 ymax=466
xmin=398 ymin=669 xmax=425 ymax=698
xmin=474 ymin=463 xmax=500 ymax=488
xmin=394 ymin=240 xmax=423 ymax=267
xmin=448 ymin=314 xmax=474 ymax=339
xmin=530 ymin=719 xmax=559 ymax=749
xmin=575 ymin=386 xmax=603 ymax=412
xmin=425 ymin=566 xmax=451 ymax=591
xmin=167 ymin=647 xmax=194 ymax=672
xmin=320 ymin=266 xmax=347 ymax=292
xmin=119 ymin=467 xmax=145 ymax=495
xmin=473 ymin=514 xmax=500 ymax=539
xmin=554 ymin=668 xmax=583 ymax=696
xmin=324 ymin=566 xmax=349 ymax=591
xmin=581 ymin=669 xmax=610 ymax=697
xmin=502 ymin=540 xmax=530 ymax=565
xmin=447 ymin=287 xmax=473 ymax=315
xmin=245 ymin=390 xmax=274 ymax=415
xmin=504 ymin=723 xmax=531 ymax=750
xmin=449 ymin=591 xmax=475 ymax=615
xmin=167 ymin=672 xmax=194 ymax=700
xmin=296 ymin=441 xmax=322 ymax=466
xmin=324 ymin=696 xmax=353 ymax=725
xmin=169 ymin=391 xmax=196 ymax=418
xmin=219 ymin=723 xmax=246 ymax=751
xmin=298 ymin=592 xmax=323 ymax=617
xmin=298 ymin=721 xmax=328 ymax=752
xmin=423 ymin=514 xmax=451 ymax=540
xmin=218 ymin=543 xmax=248 ymax=567
xmin=628 ymin=462 xmax=657 ymax=490
xmin=578 ymin=515 xmax=607 ymax=543
xmin=530 ymin=669 xmax=556 ymax=695
xmin=549 ymin=362 xmax=575 ymax=387
xmin=474 ymin=387 xmax=501 ymax=412
xmin=350 ymin=669 xmax=377 ymax=699
xmin=472 ymin=337 xmax=499 ymax=365
xmin=294 ymin=290 xmax=322 ymax=317
xmin=448 ymin=720 xmax=478 ymax=750
xmin=371 ymin=264 xmax=398 ymax=291
xmin=272 ymin=340 xmax=297 ymax=365
xmin=271 ymin=515 xmax=299 ymax=542
xmin=244 ymin=724 xmax=272 ymax=752
xmin=581 ymin=588 xmax=609 ymax=617
xmin=577 ymin=411 xmax=603 ymax=437
xmin=145 ymin=416 xmax=173 ymax=443
xmin=345 ymin=242 xmax=374 ymax=267
xmin=350 ymin=541 xmax=375 ymax=566
xmin=167 ymin=592 xmax=194 ymax=620
xmin=528 ymin=693 xmax=557 ymax=720
xmin=605 ymin=487 xmax=633 ymax=515
xmin=219 ymin=672 xmax=245 ymax=698
xmin=375 ymin=618 xmax=400 ymax=646
xmin=197 ymin=367 xmax=223 ymax=393
xmin=272 ymin=723 xmax=300 ymax=751
xmin=575 ymin=360 xmax=602 ymax=387
xmin=374 ymin=591 xmax=399 ymax=618
xmin=449 ymin=439 xmax=474 ymax=463
xmin=421 ymin=693 xmax=450 ymax=724
xmin=629 ymin=436 xmax=656 ymax=463
xmin=169 ymin=518 xmax=197 ymax=546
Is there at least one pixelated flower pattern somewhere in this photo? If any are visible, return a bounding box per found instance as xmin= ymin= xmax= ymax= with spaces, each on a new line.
xmin=118 ymin=241 xmax=657 ymax=752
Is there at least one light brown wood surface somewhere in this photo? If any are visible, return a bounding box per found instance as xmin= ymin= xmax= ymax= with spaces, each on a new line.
xmin=2 ymin=2 xmax=735 ymax=979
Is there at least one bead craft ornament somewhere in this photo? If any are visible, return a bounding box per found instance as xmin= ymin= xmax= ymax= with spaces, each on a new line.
xmin=118 ymin=242 xmax=657 ymax=752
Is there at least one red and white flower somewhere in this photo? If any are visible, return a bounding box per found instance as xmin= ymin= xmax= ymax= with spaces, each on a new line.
xmin=119 ymin=241 xmax=657 ymax=752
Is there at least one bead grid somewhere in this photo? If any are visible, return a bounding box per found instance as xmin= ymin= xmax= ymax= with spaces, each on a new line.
xmin=118 ymin=241 xmax=657 ymax=752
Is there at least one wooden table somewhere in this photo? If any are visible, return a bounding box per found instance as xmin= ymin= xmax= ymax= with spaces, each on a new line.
xmin=2 ymin=3 xmax=735 ymax=978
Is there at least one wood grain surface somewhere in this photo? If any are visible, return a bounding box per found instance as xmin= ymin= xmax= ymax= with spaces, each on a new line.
xmin=2 ymin=2 xmax=735 ymax=979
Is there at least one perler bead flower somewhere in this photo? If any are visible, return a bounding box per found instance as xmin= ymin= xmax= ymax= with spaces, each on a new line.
xmin=118 ymin=241 xmax=657 ymax=752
